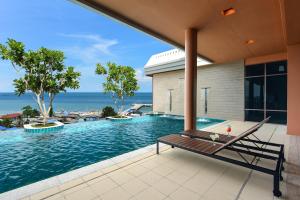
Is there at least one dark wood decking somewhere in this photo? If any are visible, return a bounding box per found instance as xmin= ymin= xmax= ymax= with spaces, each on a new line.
xmin=158 ymin=134 xmax=222 ymax=155
xmin=183 ymin=130 xmax=235 ymax=143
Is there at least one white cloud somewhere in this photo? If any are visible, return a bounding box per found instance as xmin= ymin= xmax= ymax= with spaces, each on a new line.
xmin=58 ymin=33 xmax=118 ymax=67
xmin=59 ymin=33 xmax=118 ymax=55
xmin=135 ymin=67 xmax=151 ymax=84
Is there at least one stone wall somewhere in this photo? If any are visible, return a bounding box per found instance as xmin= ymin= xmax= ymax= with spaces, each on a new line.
xmin=152 ymin=60 xmax=245 ymax=120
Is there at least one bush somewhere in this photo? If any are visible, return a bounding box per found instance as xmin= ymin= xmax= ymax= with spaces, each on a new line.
xmin=102 ymin=106 xmax=117 ymax=118
xmin=22 ymin=105 xmax=40 ymax=118
xmin=0 ymin=118 xmax=13 ymax=128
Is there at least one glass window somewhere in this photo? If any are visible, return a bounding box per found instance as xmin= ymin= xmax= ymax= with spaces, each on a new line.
xmin=266 ymin=61 xmax=287 ymax=75
xmin=266 ymin=111 xmax=287 ymax=124
xmin=245 ymin=64 xmax=264 ymax=77
xmin=245 ymin=77 xmax=264 ymax=109
xmin=266 ymin=75 xmax=287 ymax=110
xmin=245 ymin=110 xmax=264 ymax=122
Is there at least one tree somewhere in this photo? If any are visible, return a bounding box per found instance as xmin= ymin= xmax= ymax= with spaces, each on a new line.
xmin=22 ymin=105 xmax=40 ymax=118
xmin=102 ymin=106 xmax=117 ymax=118
xmin=0 ymin=39 xmax=81 ymax=124
xmin=0 ymin=119 xmax=13 ymax=128
xmin=95 ymin=62 xmax=139 ymax=113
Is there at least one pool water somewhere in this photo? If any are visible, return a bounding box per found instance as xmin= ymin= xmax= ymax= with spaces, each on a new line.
xmin=0 ymin=115 xmax=223 ymax=193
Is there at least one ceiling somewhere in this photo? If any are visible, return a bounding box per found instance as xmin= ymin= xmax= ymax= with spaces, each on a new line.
xmin=75 ymin=0 xmax=299 ymax=63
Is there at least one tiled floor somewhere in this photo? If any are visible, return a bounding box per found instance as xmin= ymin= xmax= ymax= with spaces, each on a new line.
xmin=10 ymin=121 xmax=300 ymax=200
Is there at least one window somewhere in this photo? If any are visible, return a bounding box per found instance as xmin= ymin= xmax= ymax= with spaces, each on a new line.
xmin=245 ymin=77 xmax=264 ymax=109
xmin=244 ymin=60 xmax=287 ymax=124
xmin=266 ymin=76 xmax=287 ymax=110
xmin=245 ymin=64 xmax=265 ymax=77
xmin=266 ymin=61 xmax=287 ymax=75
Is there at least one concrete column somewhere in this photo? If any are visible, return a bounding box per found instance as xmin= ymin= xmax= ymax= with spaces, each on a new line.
xmin=184 ymin=28 xmax=197 ymax=131
xmin=287 ymin=44 xmax=300 ymax=135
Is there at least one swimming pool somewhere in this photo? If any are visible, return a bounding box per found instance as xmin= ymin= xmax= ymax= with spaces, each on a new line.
xmin=0 ymin=115 xmax=223 ymax=193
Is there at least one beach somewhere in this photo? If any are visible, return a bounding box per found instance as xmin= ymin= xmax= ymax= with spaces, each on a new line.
xmin=0 ymin=92 xmax=152 ymax=114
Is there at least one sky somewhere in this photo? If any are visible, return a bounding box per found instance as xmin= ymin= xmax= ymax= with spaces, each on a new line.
xmin=0 ymin=0 xmax=172 ymax=92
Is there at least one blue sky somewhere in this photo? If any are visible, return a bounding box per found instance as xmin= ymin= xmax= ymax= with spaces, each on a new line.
xmin=0 ymin=0 xmax=172 ymax=92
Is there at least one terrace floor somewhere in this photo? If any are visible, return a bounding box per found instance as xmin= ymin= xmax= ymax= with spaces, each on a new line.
xmin=8 ymin=121 xmax=300 ymax=200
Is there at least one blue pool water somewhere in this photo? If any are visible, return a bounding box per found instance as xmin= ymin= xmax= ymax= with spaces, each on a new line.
xmin=0 ymin=115 xmax=223 ymax=193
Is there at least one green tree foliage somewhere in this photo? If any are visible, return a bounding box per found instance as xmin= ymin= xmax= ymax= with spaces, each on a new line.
xmin=0 ymin=39 xmax=81 ymax=124
xmin=22 ymin=105 xmax=40 ymax=118
xmin=95 ymin=62 xmax=139 ymax=113
xmin=0 ymin=119 xmax=13 ymax=128
xmin=102 ymin=106 xmax=117 ymax=118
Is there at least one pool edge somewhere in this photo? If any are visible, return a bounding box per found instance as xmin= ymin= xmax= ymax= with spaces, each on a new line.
xmin=0 ymin=143 xmax=168 ymax=200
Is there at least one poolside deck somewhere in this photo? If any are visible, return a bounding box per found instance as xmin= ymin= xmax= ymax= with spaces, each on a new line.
xmin=3 ymin=121 xmax=299 ymax=200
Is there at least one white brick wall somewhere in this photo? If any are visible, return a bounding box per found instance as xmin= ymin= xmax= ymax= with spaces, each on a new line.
xmin=152 ymin=60 xmax=245 ymax=121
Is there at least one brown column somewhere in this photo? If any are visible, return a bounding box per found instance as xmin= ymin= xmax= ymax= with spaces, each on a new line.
xmin=287 ymin=44 xmax=300 ymax=135
xmin=184 ymin=28 xmax=197 ymax=131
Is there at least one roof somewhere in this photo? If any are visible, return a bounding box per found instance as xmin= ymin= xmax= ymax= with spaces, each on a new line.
xmin=74 ymin=0 xmax=300 ymax=63
xmin=0 ymin=113 xmax=21 ymax=119
xmin=145 ymin=49 xmax=210 ymax=68
xmin=144 ymin=49 xmax=210 ymax=76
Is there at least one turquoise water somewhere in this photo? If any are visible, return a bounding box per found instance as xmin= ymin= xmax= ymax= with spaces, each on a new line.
xmin=0 ymin=92 xmax=152 ymax=114
xmin=0 ymin=115 xmax=223 ymax=193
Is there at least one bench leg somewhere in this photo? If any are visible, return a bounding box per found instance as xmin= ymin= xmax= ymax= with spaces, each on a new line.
xmin=273 ymin=167 xmax=282 ymax=197
xmin=156 ymin=141 xmax=159 ymax=154
xmin=273 ymin=174 xmax=282 ymax=197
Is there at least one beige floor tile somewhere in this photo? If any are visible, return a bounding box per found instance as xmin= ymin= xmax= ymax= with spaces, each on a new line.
xmin=117 ymin=159 xmax=135 ymax=168
xmin=152 ymin=178 xmax=180 ymax=196
xmin=59 ymin=178 xmax=84 ymax=191
xmin=62 ymin=183 xmax=89 ymax=195
xmin=133 ymin=187 xmax=166 ymax=200
xmin=44 ymin=194 xmax=65 ymax=200
xmin=82 ymin=170 xmax=104 ymax=182
xmin=183 ymin=171 xmax=221 ymax=195
xmin=139 ymin=158 xmax=160 ymax=169
xmin=138 ymin=171 xmax=162 ymax=186
xmin=166 ymin=170 xmax=194 ymax=185
xmin=30 ymin=186 xmax=60 ymax=200
xmin=102 ymin=164 xmax=120 ymax=174
xmin=239 ymin=172 xmax=274 ymax=200
xmin=121 ymin=178 xmax=148 ymax=195
xmin=200 ymin=192 xmax=236 ymax=200
xmin=169 ymin=187 xmax=200 ymax=200
xmin=20 ymin=197 xmax=30 ymax=200
xmin=125 ymin=164 xmax=149 ymax=177
xmin=202 ymin=184 xmax=237 ymax=200
xmin=101 ymin=186 xmax=132 ymax=200
xmin=204 ymin=167 xmax=249 ymax=196
xmin=109 ymin=170 xmax=135 ymax=185
xmin=87 ymin=174 xmax=108 ymax=185
xmin=152 ymin=164 xmax=174 ymax=176
xmin=89 ymin=177 xmax=118 ymax=195
xmin=64 ymin=186 xmax=98 ymax=200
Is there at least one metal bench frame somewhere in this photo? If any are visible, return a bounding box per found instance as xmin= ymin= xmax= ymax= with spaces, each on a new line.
xmin=156 ymin=118 xmax=285 ymax=197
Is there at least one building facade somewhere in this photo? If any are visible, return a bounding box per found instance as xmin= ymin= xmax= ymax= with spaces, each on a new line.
xmin=145 ymin=49 xmax=287 ymax=124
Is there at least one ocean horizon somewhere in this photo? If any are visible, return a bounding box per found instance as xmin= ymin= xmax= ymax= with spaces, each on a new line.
xmin=0 ymin=92 xmax=152 ymax=115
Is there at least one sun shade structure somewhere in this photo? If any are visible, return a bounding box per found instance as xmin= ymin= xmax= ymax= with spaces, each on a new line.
xmin=73 ymin=0 xmax=299 ymax=63
xmin=157 ymin=117 xmax=285 ymax=197
xmin=74 ymin=0 xmax=300 ymax=135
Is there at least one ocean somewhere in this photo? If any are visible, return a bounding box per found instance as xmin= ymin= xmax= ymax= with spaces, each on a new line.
xmin=0 ymin=92 xmax=152 ymax=114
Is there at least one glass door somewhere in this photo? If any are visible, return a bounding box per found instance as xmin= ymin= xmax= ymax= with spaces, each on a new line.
xmin=244 ymin=61 xmax=287 ymax=124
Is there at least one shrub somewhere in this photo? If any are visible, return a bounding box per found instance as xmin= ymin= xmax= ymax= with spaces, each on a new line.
xmin=22 ymin=105 xmax=40 ymax=118
xmin=102 ymin=106 xmax=117 ymax=118
xmin=0 ymin=118 xmax=13 ymax=128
